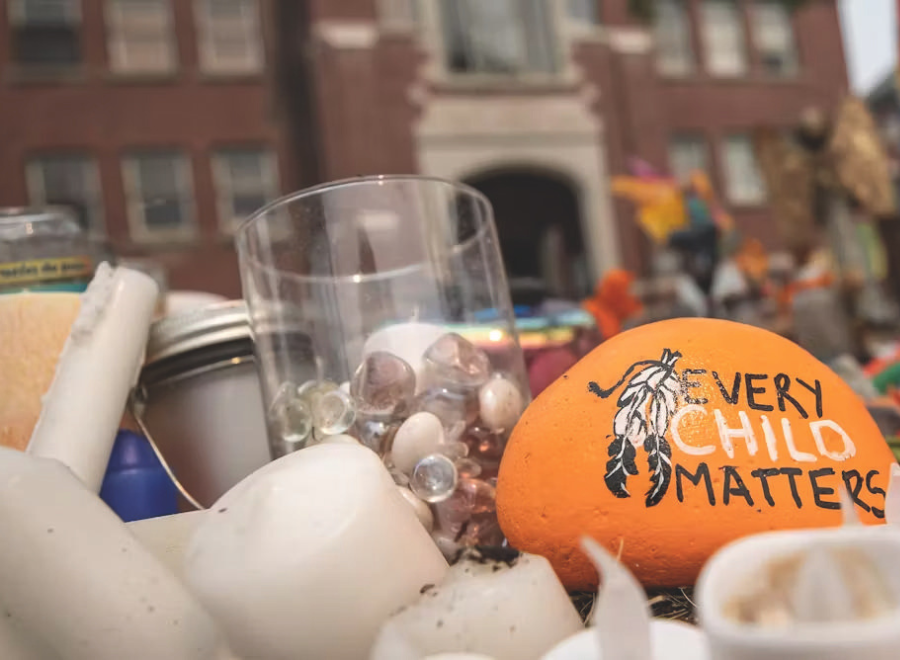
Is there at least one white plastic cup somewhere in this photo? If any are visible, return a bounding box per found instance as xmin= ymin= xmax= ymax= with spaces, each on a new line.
xmin=697 ymin=526 xmax=900 ymax=660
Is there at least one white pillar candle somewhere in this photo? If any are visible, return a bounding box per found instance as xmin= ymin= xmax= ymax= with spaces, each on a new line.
xmin=184 ymin=443 xmax=448 ymax=660
xmin=541 ymin=621 xmax=706 ymax=660
xmin=696 ymin=526 xmax=900 ymax=660
xmin=540 ymin=538 xmax=708 ymax=660
xmin=127 ymin=511 xmax=206 ymax=581
xmin=28 ymin=263 xmax=159 ymax=492
xmin=0 ymin=447 xmax=221 ymax=660
xmin=370 ymin=551 xmax=583 ymax=660
xmin=0 ymin=613 xmax=50 ymax=660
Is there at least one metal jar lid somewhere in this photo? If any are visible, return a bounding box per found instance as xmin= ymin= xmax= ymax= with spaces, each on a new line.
xmin=142 ymin=300 xmax=254 ymax=388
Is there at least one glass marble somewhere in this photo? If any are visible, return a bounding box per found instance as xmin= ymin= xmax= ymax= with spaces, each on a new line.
xmin=312 ymin=388 xmax=357 ymax=435
xmin=410 ymin=453 xmax=458 ymax=503
xmin=267 ymin=382 xmax=313 ymax=448
xmin=423 ymin=333 xmax=491 ymax=390
xmin=351 ymin=351 xmax=416 ymax=417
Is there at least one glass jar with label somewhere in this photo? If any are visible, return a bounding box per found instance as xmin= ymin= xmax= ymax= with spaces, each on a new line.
xmin=0 ymin=206 xmax=111 ymax=295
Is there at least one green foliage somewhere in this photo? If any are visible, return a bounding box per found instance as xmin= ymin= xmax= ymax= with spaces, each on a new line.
xmin=628 ymin=0 xmax=813 ymax=22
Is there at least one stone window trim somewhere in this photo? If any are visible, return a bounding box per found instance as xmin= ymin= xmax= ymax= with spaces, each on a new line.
xmin=25 ymin=152 xmax=105 ymax=236
xmin=194 ymin=0 xmax=264 ymax=76
xmin=105 ymin=0 xmax=178 ymax=76
xmin=415 ymin=0 xmax=604 ymax=88
xmin=211 ymin=146 xmax=280 ymax=234
xmin=122 ymin=150 xmax=198 ymax=244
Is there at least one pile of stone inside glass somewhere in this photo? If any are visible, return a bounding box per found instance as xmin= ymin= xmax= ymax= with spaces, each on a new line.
xmin=267 ymin=331 xmax=527 ymax=558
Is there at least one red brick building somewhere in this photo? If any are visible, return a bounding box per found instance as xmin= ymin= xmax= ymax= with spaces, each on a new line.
xmin=0 ymin=0 xmax=850 ymax=299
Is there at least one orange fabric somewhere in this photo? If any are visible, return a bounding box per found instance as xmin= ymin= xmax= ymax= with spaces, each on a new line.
xmin=582 ymin=269 xmax=642 ymax=340
xmin=777 ymin=272 xmax=836 ymax=313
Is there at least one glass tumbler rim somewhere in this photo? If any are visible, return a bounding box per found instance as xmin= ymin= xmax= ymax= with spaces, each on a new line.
xmin=234 ymin=174 xmax=498 ymax=286
xmin=235 ymin=174 xmax=492 ymax=238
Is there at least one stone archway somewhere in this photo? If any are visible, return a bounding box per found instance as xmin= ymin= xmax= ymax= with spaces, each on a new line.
xmin=465 ymin=168 xmax=590 ymax=300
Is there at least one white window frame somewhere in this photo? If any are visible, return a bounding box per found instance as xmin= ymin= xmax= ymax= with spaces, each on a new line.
xmin=700 ymin=0 xmax=748 ymax=78
xmin=195 ymin=0 xmax=263 ymax=75
xmin=655 ymin=0 xmax=694 ymax=78
xmin=122 ymin=151 xmax=197 ymax=243
xmin=26 ymin=153 xmax=104 ymax=236
xmin=564 ymin=0 xmax=603 ymax=40
xmin=418 ymin=0 xmax=579 ymax=86
xmin=9 ymin=0 xmax=81 ymax=24
xmin=377 ymin=0 xmax=419 ymax=33
xmin=721 ymin=134 xmax=767 ymax=206
xmin=212 ymin=147 xmax=279 ymax=232
xmin=752 ymin=0 xmax=798 ymax=77
xmin=105 ymin=0 xmax=176 ymax=75
xmin=668 ymin=134 xmax=709 ymax=184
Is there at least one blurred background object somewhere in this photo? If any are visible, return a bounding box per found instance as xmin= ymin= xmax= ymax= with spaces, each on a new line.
xmin=0 ymin=0 xmax=860 ymax=302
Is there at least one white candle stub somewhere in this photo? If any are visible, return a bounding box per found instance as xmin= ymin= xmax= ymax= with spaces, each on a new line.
xmin=184 ymin=443 xmax=448 ymax=660
xmin=127 ymin=511 xmax=206 ymax=581
xmin=697 ymin=526 xmax=900 ymax=660
xmin=397 ymin=485 xmax=435 ymax=532
xmin=542 ymin=538 xmax=708 ymax=660
xmin=0 ymin=447 xmax=221 ymax=660
xmin=370 ymin=549 xmax=583 ymax=660
xmin=27 ymin=263 xmax=159 ymax=492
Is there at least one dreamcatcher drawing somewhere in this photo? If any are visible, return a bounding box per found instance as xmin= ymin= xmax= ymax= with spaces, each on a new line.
xmin=589 ymin=349 xmax=682 ymax=507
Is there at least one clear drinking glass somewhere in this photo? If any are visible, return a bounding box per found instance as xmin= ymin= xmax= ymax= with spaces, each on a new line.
xmin=235 ymin=176 xmax=529 ymax=555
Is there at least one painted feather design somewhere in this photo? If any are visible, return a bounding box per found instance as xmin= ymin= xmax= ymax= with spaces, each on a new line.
xmin=590 ymin=349 xmax=682 ymax=507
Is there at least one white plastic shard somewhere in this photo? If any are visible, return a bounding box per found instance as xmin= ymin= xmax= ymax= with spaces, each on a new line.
xmin=839 ymin=484 xmax=862 ymax=527
xmin=184 ymin=443 xmax=448 ymax=660
xmin=369 ymin=550 xmax=583 ymax=660
xmin=0 ymin=448 xmax=221 ymax=660
xmin=885 ymin=463 xmax=900 ymax=527
xmin=583 ymin=537 xmax=653 ymax=660
xmin=541 ymin=538 xmax=709 ymax=660
xmin=789 ymin=547 xmax=857 ymax=623
xmin=127 ymin=511 xmax=206 ymax=581
xmin=27 ymin=263 xmax=159 ymax=492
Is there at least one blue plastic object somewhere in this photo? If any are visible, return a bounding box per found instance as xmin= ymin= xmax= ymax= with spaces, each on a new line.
xmin=99 ymin=430 xmax=179 ymax=523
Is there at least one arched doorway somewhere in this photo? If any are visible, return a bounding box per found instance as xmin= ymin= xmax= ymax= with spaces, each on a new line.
xmin=465 ymin=169 xmax=590 ymax=301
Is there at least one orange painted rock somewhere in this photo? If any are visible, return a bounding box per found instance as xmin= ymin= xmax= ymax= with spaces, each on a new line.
xmin=496 ymin=318 xmax=896 ymax=589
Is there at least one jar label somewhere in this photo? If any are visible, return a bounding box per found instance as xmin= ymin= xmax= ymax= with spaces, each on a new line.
xmin=0 ymin=256 xmax=94 ymax=290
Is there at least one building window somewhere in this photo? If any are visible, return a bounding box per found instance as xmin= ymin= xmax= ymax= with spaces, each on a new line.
xmin=9 ymin=0 xmax=82 ymax=67
xmin=439 ymin=0 xmax=558 ymax=76
xmin=212 ymin=148 xmax=278 ymax=231
xmin=752 ymin=1 xmax=798 ymax=76
xmin=567 ymin=0 xmax=599 ymax=25
xmin=655 ymin=0 xmax=693 ymax=77
xmin=700 ymin=0 xmax=748 ymax=77
xmin=123 ymin=151 xmax=195 ymax=240
xmin=668 ymin=135 xmax=709 ymax=184
xmin=106 ymin=0 xmax=176 ymax=74
xmin=377 ymin=0 xmax=419 ymax=31
xmin=196 ymin=0 xmax=263 ymax=75
xmin=27 ymin=154 xmax=103 ymax=234
xmin=722 ymin=135 xmax=766 ymax=205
